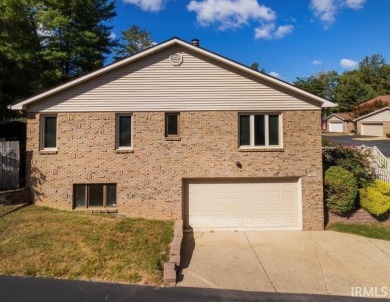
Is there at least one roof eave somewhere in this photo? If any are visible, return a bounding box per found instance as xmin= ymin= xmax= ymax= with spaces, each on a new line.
xmin=353 ymin=106 xmax=390 ymax=122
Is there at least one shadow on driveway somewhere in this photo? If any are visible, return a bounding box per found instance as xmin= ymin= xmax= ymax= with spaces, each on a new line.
xmin=177 ymin=232 xmax=196 ymax=283
xmin=0 ymin=275 xmax=378 ymax=302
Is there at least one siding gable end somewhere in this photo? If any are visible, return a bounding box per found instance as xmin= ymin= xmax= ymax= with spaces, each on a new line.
xmin=29 ymin=45 xmax=320 ymax=112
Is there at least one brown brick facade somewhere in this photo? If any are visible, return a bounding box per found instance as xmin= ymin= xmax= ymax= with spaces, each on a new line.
xmin=26 ymin=110 xmax=324 ymax=230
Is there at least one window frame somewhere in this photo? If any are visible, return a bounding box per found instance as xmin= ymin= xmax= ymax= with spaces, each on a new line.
xmin=238 ymin=113 xmax=283 ymax=148
xmin=165 ymin=112 xmax=180 ymax=137
xmin=73 ymin=183 xmax=117 ymax=209
xmin=40 ymin=114 xmax=58 ymax=151
xmin=116 ymin=113 xmax=133 ymax=150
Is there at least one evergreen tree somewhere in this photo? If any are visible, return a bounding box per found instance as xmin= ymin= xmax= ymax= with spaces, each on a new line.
xmin=0 ymin=0 xmax=117 ymax=120
xmin=114 ymin=25 xmax=154 ymax=61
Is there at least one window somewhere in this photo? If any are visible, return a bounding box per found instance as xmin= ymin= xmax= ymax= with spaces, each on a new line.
xmin=74 ymin=184 xmax=116 ymax=208
xmin=116 ymin=114 xmax=132 ymax=149
xmin=165 ymin=113 xmax=180 ymax=137
xmin=41 ymin=115 xmax=57 ymax=150
xmin=239 ymin=114 xmax=281 ymax=147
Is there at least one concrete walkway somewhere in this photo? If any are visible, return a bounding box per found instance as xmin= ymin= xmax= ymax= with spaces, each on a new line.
xmin=177 ymin=231 xmax=390 ymax=298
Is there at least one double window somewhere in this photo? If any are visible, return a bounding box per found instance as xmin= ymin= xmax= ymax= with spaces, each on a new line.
xmin=116 ymin=114 xmax=132 ymax=149
xmin=74 ymin=184 xmax=116 ymax=208
xmin=165 ymin=113 xmax=180 ymax=137
xmin=239 ymin=114 xmax=281 ymax=147
xmin=41 ymin=115 xmax=57 ymax=150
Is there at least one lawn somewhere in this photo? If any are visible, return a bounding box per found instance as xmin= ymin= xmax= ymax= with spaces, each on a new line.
xmin=327 ymin=222 xmax=390 ymax=241
xmin=0 ymin=205 xmax=173 ymax=284
xmin=0 ymin=204 xmax=20 ymax=216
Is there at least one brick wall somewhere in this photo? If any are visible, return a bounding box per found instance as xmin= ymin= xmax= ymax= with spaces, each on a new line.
xmin=344 ymin=121 xmax=355 ymax=133
xmin=26 ymin=110 xmax=324 ymax=230
xmin=327 ymin=208 xmax=389 ymax=225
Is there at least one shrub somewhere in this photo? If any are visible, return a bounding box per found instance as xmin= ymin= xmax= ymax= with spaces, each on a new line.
xmin=360 ymin=180 xmax=390 ymax=216
xmin=323 ymin=145 xmax=375 ymax=188
xmin=325 ymin=166 xmax=358 ymax=215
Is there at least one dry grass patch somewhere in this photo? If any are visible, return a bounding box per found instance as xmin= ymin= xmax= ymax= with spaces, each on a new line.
xmin=0 ymin=206 xmax=173 ymax=284
xmin=0 ymin=204 xmax=20 ymax=216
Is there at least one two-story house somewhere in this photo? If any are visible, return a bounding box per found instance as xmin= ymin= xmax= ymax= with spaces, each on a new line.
xmin=10 ymin=38 xmax=335 ymax=231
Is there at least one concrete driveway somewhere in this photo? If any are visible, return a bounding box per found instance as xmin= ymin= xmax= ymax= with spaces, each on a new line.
xmin=177 ymin=231 xmax=390 ymax=298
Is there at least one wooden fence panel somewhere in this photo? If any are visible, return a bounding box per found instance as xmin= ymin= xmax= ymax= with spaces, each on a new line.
xmin=0 ymin=141 xmax=20 ymax=189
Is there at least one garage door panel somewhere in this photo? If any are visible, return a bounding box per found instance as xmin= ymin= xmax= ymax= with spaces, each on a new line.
xmin=254 ymin=205 xmax=267 ymax=212
xmin=362 ymin=124 xmax=383 ymax=136
xmin=329 ymin=122 xmax=343 ymax=132
xmin=186 ymin=179 xmax=301 ymax=230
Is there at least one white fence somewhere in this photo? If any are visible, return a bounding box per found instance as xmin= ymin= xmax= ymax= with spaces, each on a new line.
xmin=359 ymin=145 xmax=390 ymax=184
xmin=0 ymin=141 xmax=20 ymax=189
xmin=375 ymin=167 xmax=390 ymax=184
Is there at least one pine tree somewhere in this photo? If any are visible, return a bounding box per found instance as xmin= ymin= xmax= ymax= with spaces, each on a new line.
xmin=114 ymin=25 xmax=154 ymax=61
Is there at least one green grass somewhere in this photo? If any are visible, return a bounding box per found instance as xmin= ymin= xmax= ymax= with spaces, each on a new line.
xmin=327 ymin=222 xmax=390 ymax=241
xmin=0 ymin=205 xmax=173 ymax=284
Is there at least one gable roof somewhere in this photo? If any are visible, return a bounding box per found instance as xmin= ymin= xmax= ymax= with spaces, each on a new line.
xmin=326 ymin=112 xmax=353 ymax=121
xmin=353 ymin=106 xmax=390 ymax=122
xmin=355 ymin=95 xmax=390 ymax=108
xmin=9 ymin=37 xmax=336 ymax=110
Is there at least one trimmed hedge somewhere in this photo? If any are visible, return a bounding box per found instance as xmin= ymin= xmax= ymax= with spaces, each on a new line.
xmin=360 ymin=180 xmax=390 ymax=217
xmin=325 ymin=166 xmax=358 ymax=215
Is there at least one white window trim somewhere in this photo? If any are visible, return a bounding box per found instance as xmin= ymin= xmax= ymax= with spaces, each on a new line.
xmin=40 ymin=114 xmax=58 ymax=151
xmin=116 ymin=113 xmax=133 ymax=150
xmin=239 ymin=113 xmax=283 ymax=149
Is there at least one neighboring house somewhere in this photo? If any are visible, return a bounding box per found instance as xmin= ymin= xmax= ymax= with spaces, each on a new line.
xmin=326 ymin=112 xmax=355 ymax=133
xmin=355 ymin=95 xmax=390 ymax=108
xmin=354 ymin=107 xmax=390 ymax=137
xmin=10 ymin=38 xmax=335 ymax=231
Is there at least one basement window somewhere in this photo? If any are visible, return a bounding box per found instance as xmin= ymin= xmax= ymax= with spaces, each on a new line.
xmin=74 ymin=184 xmax=116 ymax=208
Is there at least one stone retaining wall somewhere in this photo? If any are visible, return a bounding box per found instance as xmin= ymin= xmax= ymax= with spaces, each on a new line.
xmin=327 ymin=208 xmax=389 ymax=225
xmin=164 ymin=220 xmax=183 ymax=284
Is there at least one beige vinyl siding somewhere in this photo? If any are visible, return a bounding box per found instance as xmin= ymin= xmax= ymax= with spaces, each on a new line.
xmin=29 ymin=46 xmax=320 ymax=113
xmin=358 ymin=110 xmax=390 ymax=122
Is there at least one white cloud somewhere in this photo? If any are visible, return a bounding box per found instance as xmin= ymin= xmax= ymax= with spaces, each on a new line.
xmin=187 ymin=0 xmax=275 ymax=29
xmin=269 ymin=71 xmax=281 ymax=78
xmin=255 ymin=23 xmax=293 ymax=40
xmin=344 ymin=0 xmax=366 ymax=9
xmin=254 ymin=23 xmax=274 ymax=39
xmin=187 ymin=0 xmax=293 ymax=40
xmin=274 ymin=24 xmax=294 ymax=39
xmin=109 ymin=31 xmax=117 ymax=40
xmin=312 ymin=60 xmax=323 ymax=65
xmin=340 ymin=58 xmax=358 ymax=69
xmin=122 ymin=0 xmax=168 ymax=12
xmin=310 ymin=0 xmax=366 ymax=28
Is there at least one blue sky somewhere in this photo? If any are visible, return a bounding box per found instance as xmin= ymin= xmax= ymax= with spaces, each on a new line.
xmin=109 ymin=0 xmax=390 ymax=82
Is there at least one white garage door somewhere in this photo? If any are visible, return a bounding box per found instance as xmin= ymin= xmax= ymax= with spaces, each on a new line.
xmin=328 ymin=122 xmax=343 ymax=132
xmin=185 ymin=179 xmax=301 ymax=231
xmin=361 ymin=124 xmax=383 ymax=136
